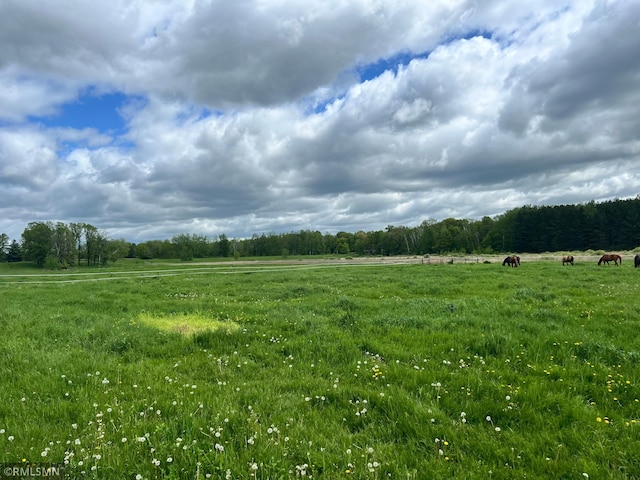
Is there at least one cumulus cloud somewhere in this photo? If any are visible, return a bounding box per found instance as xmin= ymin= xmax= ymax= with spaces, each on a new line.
xmin=0 ymin=0 xmax=639 ymax=243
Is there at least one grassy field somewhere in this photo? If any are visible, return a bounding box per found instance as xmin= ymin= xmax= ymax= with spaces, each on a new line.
xmin=1 ymin=258 xmax=639 ymax=479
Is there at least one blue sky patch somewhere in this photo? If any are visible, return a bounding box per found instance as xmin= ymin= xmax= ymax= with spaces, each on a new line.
xmin=357 ymin=50 xmax=430 ymax=82
xmin=30 ymin=90 xmax=134 ymax=135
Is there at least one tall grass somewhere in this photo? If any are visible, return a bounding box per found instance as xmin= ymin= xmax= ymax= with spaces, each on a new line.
xmin=1 ymin=259 xmax=639 ymax=479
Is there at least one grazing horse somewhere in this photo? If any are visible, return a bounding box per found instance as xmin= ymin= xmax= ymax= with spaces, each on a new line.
xmin=598 ymin=254 xmax=622 ymax=266
xmin=502 ymin=255 xmax=520 ymax=267
xmin=635 ymin=254 xmax=640 ymax=268
xmin=562 ymin=255 xmax=574 ymax=266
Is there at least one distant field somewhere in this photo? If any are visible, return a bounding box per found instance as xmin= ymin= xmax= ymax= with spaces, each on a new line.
xmin=1 ymin=258 xmax=639 ymax=479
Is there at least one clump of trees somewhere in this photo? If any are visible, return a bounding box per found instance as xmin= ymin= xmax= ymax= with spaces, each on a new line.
xmin=2 ymin=197 xmax=640 ymax=267
xmin=3 ymin=222 xmax=130 ymax=269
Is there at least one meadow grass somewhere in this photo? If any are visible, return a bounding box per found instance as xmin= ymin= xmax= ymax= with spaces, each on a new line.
xmin=1 ymin=259 xmax=639 ymax=479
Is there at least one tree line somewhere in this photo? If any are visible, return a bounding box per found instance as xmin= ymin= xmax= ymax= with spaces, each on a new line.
xmin=2 ymin=197 xmax=640 ymax=267
xmin=0 ymin=222 xmax=129 ymax=268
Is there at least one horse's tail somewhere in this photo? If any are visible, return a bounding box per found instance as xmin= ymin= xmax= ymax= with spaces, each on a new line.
xmin=598 ymin=257 xmax=603 ymax=265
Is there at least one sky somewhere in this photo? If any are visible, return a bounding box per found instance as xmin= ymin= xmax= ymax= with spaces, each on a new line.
xmin=1 ymin=0 xmax=639 ymax=244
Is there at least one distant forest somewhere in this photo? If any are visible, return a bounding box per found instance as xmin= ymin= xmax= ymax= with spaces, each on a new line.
xmin=2 ymin=197 xmax=640 ymax=266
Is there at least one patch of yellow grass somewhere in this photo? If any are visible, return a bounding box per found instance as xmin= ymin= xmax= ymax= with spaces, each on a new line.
xmin=136 ymin=312 xmax=240 ymax=336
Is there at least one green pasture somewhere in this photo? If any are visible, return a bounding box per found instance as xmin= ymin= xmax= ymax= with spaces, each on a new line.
xmin=1 ymin=258 xmax=639 ymax=479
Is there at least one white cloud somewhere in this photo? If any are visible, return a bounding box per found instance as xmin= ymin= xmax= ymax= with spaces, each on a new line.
xmin=1 ymin=0 xmax=639 ymax=243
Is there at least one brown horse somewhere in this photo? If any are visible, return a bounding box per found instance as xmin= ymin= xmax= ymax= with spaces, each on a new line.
xmin=562 ymin=255 xmax=574 ymax=266
xmin=634 ymin=254 xmax=640 ymax=268
xmin=502 ymin=255 xmax=520 ymax=267
xmin=598 ymin=254 xmax=622 ymax=266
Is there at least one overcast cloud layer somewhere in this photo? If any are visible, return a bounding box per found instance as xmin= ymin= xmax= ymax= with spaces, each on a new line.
xmin=1 ymin=0 xmax=639 ymax=243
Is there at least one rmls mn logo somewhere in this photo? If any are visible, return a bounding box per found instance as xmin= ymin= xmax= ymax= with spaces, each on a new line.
xmin=1 ymin=464 xmax=64 ymax=479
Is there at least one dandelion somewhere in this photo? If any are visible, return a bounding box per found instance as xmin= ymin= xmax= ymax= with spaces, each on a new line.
xmin=122 ymin=438 xmax=127 ymax=443
xmin=137 ymin=437 xmax=146 ymax=442
xmin=167 ymin=457 xmax=173 ymax=463
xmin=495 ymin=427 xmax=501 ymax=432
xmin=486 ymin=415 xmax=492 ymax=422
xmin=215 ymin=443 xmax=225 ymax=452
xmin=8 ymin=436 xmax=14 ymax=442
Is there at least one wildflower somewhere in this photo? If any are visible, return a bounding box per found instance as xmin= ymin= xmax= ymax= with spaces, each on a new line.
xmin=215 ymin=443 xmax=224 ymax=452
xmin=8 ymin=436 xmax=14 ymax=441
